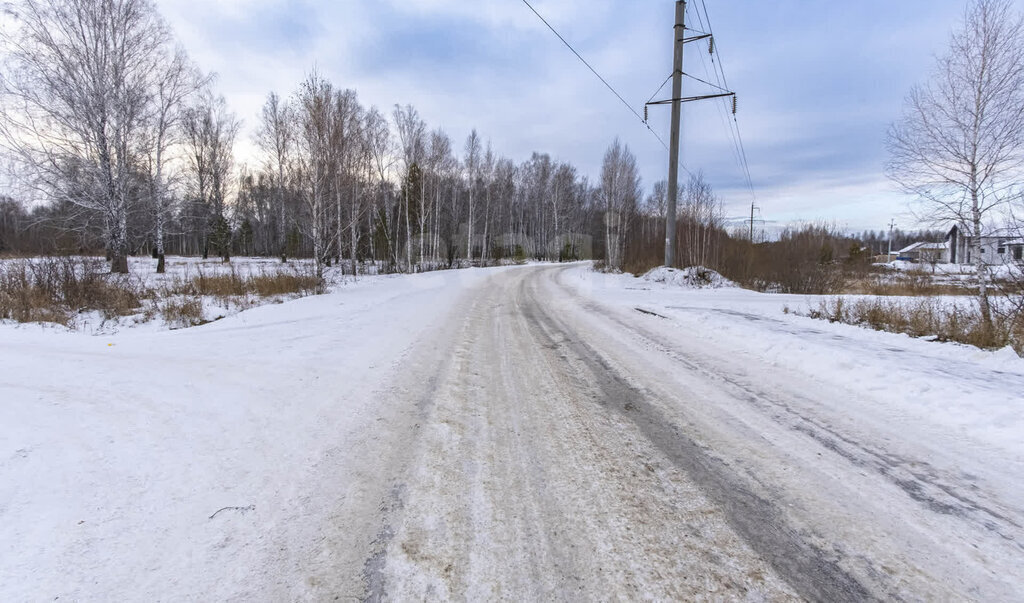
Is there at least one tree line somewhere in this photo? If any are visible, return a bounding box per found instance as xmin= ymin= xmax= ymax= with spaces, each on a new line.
xmin=4 ymin=0 xmax=1021 ymax=305
xmin=0 ymin=0 xmax=649 ymax=278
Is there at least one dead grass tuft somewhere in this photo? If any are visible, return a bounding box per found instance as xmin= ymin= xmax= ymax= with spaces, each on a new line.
xmin=171 ymin=266 xmax=322 ymax=299
xmin=805 ymin=296 xmax=1022 ymax=354
xmin=843 ymin=269 xmax=975 ymax=296
xmin=0 ymin=257 xmax=145 ymax=326
xmin=159 ymin=296 xmax=206 ymax=329
xmin=1 ymin=257 xmax=325 ymax=329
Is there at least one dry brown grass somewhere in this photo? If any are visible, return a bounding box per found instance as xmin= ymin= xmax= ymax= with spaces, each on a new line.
xmin=1 ymin=257 xmax=324 ymax=328
xmin=158 ymin=296 xmax=206 ymax=329
xmin=0 ymin=257 xmax=145 ymax=326
xmin=805 ymin=296 xmax=1022 ymax=354
xmin=842 ymin=270 xmax=975 ymax=296
xmin=171 ymin=266 xmax=322 ymax=299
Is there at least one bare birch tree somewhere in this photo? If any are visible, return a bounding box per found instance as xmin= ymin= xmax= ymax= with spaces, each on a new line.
xmin=183 ymin=93 xmax=239 ymax=262
xmin=0 ymin=0 xmax=174 ymax=272
xmin=363 ymin=107 xmax=393 ymax=269
xmin=393 ymin=104 xmax=426 ymax=270
xmin=464 ymin=129 xmax=482 ymax=262
xmin=294 ymin=72 xmax=340 ymax=282
xmin=256 ymin=92 xmax=294 ymax=262
xmin=600 ymin=138 xmax=641 ymax=272
xmin=143 ymin=48 xmax=204 ymax=273
xmin=887 ymin=0 xmax=1024 ymax=332
xmin=682 ymin=171 xmax=722 ymax=268
xmin=346 ymin=99 xmax=369 ymax=277
xmin=425 ymin=129 xmax=454 ymax=265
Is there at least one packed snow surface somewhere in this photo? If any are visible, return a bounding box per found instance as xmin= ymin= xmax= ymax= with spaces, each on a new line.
xmin=2 ymin=261 xmax=1023 ymax=600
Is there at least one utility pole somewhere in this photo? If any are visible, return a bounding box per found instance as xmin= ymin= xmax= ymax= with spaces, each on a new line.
xmin=887 ymin=219 xmax=896 ymax=261
xmin=749 ymin=201 xmax=756 ymax=242
xmin=664 ymin=0 xmax=685 ymax=268
xmin=650 ymin=1 xmax=735 ymax=266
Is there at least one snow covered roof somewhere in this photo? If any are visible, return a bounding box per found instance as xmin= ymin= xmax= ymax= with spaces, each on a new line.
xmin=948 ymin=224 xmax=1023 ymax=239
xmin=897 ymin=241 xmax=947 ymax=253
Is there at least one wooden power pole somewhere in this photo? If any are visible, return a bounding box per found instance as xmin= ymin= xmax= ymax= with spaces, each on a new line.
xmin=664 ymin=0 xmax=686 ymax=268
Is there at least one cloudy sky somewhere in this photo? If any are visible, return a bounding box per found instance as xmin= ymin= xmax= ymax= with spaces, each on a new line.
xmin=154 ymin=0 xmax=1012 ymax=233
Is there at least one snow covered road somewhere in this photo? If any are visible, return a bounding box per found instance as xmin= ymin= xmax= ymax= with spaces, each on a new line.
xmin=3 ymin=263 xmax=1023 ymax=600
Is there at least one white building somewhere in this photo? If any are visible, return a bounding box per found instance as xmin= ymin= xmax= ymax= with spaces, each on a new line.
xmin=896 ymin=241 xmax=949 ymax=263
xmin=946 ymin=225 xmax=1024 ymax=265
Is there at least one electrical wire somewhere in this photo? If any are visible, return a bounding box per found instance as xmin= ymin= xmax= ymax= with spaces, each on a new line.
xmin=681 ymin=71 xmax=732 ymax=94
xmin=684 ymin=3 xmax=746 ymax=185
xmin=697 ymin=0 xmax=756 ymax=199
xmin=686 ymin=2 xmax=751 ymax=190
xmin=519 ymin=0 xmax=695 ymax=177
xmin=521 ymin=0 xmax=642 ymax=122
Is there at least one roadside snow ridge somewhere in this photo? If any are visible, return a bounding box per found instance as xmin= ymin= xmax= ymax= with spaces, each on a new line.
xmin=642 ymin=266 xmax=736 ymax=289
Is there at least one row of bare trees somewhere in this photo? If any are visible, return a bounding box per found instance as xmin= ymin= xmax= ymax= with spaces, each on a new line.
xmin=1 ymin=0 xmax=647 ymax=276
xmin=0 ymin=0 xmax=711 ymax=280
xmin=246 ymin=75 xmax=612 ymax=279
xmin=630 ymin=171 xmax=725 ymax=273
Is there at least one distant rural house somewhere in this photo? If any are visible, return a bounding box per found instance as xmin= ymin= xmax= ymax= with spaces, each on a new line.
xmin=946 ymin=225 xmax=1024 ymax=265
xmin=896 ymin=241 xmax=949 ymax=263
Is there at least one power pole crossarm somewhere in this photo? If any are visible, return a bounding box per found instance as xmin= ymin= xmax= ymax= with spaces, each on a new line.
xmin=664 ymin=0 xmax=685 ymax=268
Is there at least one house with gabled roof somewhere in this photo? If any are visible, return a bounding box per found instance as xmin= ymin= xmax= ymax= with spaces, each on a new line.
xmin=896 ymin=241 xmax=949 ymax=263
xmin=946 ymin=225 xmax=1024 ymax=265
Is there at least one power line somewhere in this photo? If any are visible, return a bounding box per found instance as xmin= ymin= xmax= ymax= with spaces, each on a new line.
xmin=688 ymin=2 xmax=749 ymax=187
xmin=680 ymin=3 xmax=745 ymax=185
xmin=519 ymin=1 xmax=644 ymax=125
xmin=690 ymin=0 xmax=756 ymax=199
xmin=519 ymin=0 xmax=694 ymax=177
xmin=700 ymin=0 xmax=755 ymax=195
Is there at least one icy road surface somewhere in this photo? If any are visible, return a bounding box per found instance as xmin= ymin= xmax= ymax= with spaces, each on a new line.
xmin=2 ymin=263 xmax=1023 ymax=600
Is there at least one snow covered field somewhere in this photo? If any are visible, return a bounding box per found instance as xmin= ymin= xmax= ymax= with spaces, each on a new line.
xmin=2 ymin=262 xmax=1022 ymax=599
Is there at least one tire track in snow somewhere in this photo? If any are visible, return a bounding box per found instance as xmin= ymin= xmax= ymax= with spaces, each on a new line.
xmin=521 ymin=274 xmax=878 ymax=602
xmin=596 ymin=298 xmax=1023 ymax=547
xmin=373 ymin=267 xmax=801 ymax=600
xmin=547 ymin=264 xmax=1024 ymax=599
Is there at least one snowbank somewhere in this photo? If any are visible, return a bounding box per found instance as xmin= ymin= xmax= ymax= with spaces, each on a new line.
xmin=563 ymin=264 xmax=1024 ymax=454
xmin=641 ymin=266 xmax=736 ymax=289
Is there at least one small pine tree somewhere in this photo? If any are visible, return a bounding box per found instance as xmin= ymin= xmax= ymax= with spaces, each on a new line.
xmin=210 ymin=215 xmax=232 ymax=262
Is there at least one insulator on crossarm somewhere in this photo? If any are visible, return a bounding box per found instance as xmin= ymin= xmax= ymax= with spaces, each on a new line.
xmin=732 ymin=95 xmax=738 ymax=115
xmin=644 ymin=105 xmax=648 ymax=123
xmin=709 ymin=37 xmax=714 ymax=55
